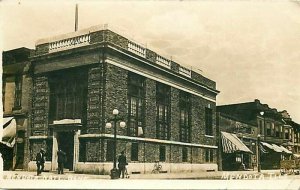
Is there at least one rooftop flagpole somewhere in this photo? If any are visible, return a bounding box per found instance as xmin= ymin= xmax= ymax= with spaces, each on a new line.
xmin=75 ymin=4 xmax=78 ymax=31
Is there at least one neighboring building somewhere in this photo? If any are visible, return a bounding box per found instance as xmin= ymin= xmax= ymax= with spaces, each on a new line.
xmin=280 ymin=111 xmax=300 ymax=157
xmin=217 ymin=112 xmax=255 ymax=171
xmin=28 ymin=25 xmax=219 ymax=174
xmin=217 ymin=99 xmax=295 ymax=170
xmin=1 ymin=47 xmax=33 ymax=170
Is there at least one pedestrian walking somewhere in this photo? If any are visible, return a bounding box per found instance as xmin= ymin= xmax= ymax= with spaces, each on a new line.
xmin=118 ymin=151 xmax=127 ymax=179
xmin=57 ymin=149 xmax=66 ymax=174
xmin=36 ymin=148 xmax=46 ymax=176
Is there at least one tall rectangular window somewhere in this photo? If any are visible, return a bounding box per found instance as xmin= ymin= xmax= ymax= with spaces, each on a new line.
xmin=266 ymin=123 xmax=271 ymax=136
xmin=259 ymin=120 xmax=263 ymax=135
xmin=285 ymin=128 xmax=289 ymax=139
xmin=79 ymin=139 xmax=86 ymax=162
xmin=49 ymin=70 xmax=87 ymax=122
xmin=127 ymin=73 xmax=145 ymax=137
xmin=205 ymin=107 xmax=213 ymax=135
xmin=205 ymin=149 xmax=214 ymax=162
xmin=182 ymin=147 xmax=188 ymax=162
xmin=14 ymin=75 xmax=22 ymax=108
xmin=271 ymin=123 xmax=275 ymax=136
xmin=159 ymin=145 xmax=166 ymax=162
xmin=2 ymin=76 xmax=6 ymax=111
xmin=275 ymin=126 xmax=280 ymax=138
xmin=106 ymin=140 xmax=114 ymax=161
xmin=131 ymin=142 xmax=139 ymax=161
xmin=179 ymin=91 xmax=191 ymax=142
xmin=156 ymin=83 xmax=170 ymax=140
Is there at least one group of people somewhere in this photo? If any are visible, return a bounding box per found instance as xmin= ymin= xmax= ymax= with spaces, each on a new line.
xmin=35 ymin=148 xmax=66 ymax=176
xmin=36 ymin=148 xmax=128 ymax=178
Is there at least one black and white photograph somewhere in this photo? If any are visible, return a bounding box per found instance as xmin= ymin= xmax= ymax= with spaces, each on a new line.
xmin=1 ymin=0 xmax=300 ymax=189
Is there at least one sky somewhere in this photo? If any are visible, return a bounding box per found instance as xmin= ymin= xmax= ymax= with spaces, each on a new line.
xmin=1 ymin=0 xmax=300 ymax=122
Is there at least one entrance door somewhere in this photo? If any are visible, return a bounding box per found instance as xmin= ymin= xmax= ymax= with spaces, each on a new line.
xmin=57 ymin=132 xmax=74 ymax=171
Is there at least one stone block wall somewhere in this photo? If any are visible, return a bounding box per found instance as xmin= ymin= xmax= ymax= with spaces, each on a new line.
xmin=170 ymin=87 xmax=180 ymax=142
xmin=86 ymin=65 xmax=103 ymax=134
xmin=170 ymin=61 xmax=180 ymax=73
xmin=104 ymin=63 xmax=128 ymax=136
xmin=191 ymin=71 xmax=216 ymax=89
xmin=145 ymin=78 xmax=156 ymax=139
xmin=30 ymin=76 xmax=52 ymax=162
xmin=29 ymin=138 xmax=52 ymax=161
xmin=35 ymin=43 xmax=49 ymax=55
xmin=31 ymin=76 xmax=49 ymax=136
xmin=191 ymin=94 xmax=216 ymax=147
xmin=145 ymin=49 xmax=157 ymax=63
xmin=90 ymin=31 xmax=104 ymax=44
xmin=85 ymin=138 xmax=102 ymax=162
xmin=104 ymin=30 xmax=129 ymax=49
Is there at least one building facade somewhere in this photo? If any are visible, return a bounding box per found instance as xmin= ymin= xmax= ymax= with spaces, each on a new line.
xmin=27 ymin=25 xmax=219 ymax=174
xmin=217 ymin=112 xmax=256 ymax=171
xmin=2 ymin=47 xmax=33 ymax=170
xmin=217 ymin=99 xmax=298 ymax=170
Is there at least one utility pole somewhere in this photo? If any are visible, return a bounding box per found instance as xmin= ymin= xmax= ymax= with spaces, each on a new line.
xmin=75 ymin=4 xmax=78 ymax=31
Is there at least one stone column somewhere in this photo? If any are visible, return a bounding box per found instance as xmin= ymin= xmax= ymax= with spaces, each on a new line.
xmin=73 ymin=130 xmax=81 ymax=171
xmin=51 ymin=132 xmax=58 ymax=171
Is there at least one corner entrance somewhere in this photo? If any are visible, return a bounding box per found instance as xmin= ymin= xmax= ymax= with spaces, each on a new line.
xmin=57 ymin=131 xmax=74 ymax=171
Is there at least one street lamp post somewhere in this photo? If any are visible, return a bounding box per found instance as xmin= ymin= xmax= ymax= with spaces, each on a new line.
xmin=257 ymin=134 xmax=261 ymax=172
xmin=251 ymin=142 xmax=256 ymax=171
xmin=105 ymin=108 xmax=126 ymax=179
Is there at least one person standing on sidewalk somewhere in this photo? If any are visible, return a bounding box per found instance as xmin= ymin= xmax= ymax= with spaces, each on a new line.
xmin=118 ymin=151 xmax=127 ymax=178
xmin=36 ymin=148 xmax=46 ymax=176
xmin=57 ymin=149 xmax=66 ymax=174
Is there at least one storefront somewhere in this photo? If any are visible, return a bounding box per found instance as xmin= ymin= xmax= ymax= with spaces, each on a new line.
xmin=260 ymin=141 xmax=292 ymax=169
xmin=1 ymin=117 xmax=16 ymax=170
xmin=221 ymin=131 xmax=253 ymax=171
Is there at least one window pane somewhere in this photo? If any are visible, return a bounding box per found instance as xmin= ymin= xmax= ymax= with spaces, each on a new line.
xmin=182 ymin=147 xmax=188 ymax=162
xmin=205 ymin=107 xmax=213 ymax=135
xmin=128 ymin=73 xmax=145 ymax=137
xmin=106 ymin=140 xmax=114 ymax=161
xmin=131 ymin=143 xmax=139 ymax=161
xmin=159 ymin=146 xmax=166 ymax=162
xmin=49 ymin=70 xmax=87 ymax=121
xmin=14 ymin=75 xmax=22 ymax=107
xmin=210 ymin=149 xmax=214 ymax=162
xmin=179 ymin=91 xmax=191 ymax=142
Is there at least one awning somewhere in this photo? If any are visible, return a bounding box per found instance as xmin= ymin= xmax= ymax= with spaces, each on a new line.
xmin=259 ymin=144 xmax=268 ymax=154
xmin=3 ymin=117 xmax=14 ymax=128
xmin=261 ymin=142 xmax=282 ymax=153
xmin=279 ymin=145 xmax=293 ymax=154
xmin=1 ymin=117 xmax=16 ymax=148
xmin=261 ymin=142 xmax=274 ymax=150
xmin=272 ymin=144 xmax=285 ymax=153
xmin=221 ymin=132 xmax=253 ymax=154
xmin=293 ymin=154 xmax=300 ymax=158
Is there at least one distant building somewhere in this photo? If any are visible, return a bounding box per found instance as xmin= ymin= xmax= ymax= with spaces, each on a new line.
xmin=1 ymin=47 xmax=33 ymax=170
xmin=26 ymin=25 xmax=220 ymax=174
xmin=217 ymin=99 xmax=298 ymax=170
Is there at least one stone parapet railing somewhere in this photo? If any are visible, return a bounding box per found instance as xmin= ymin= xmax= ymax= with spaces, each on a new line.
xmin=34 ymin=24 xmax=216 ymax=90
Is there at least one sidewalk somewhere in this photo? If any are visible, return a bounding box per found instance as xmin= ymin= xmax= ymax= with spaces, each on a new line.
xmin=1 ymin=169 xmax=282 ymax=180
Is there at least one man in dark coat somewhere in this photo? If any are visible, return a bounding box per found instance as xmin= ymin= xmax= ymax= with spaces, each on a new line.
xmin=57 ymin=149 xmax=66 ymax=174
xmin=36 ymin=148 xmax=45 ymax=176
xmin=118 ymin=151 xmax=127 ymax=178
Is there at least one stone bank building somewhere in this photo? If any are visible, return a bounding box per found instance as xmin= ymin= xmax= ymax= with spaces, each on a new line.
xmin=26 ymin=25 xmax=219 ymax=174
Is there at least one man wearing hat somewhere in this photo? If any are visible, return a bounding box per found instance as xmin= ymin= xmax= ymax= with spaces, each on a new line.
xmin=36 ymin=148 xmax=46 ymax=176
